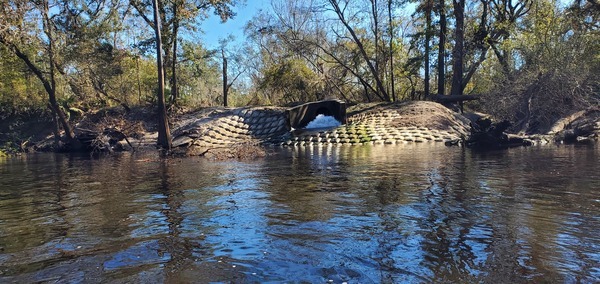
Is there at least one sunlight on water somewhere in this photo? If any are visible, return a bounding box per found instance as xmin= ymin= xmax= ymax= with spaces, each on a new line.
xmin=0 ymin=145 xmax=598 ymax=283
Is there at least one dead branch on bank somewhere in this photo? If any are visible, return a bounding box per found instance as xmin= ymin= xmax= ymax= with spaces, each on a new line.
xmin=481 ymin=70 xmax=598 ymax=135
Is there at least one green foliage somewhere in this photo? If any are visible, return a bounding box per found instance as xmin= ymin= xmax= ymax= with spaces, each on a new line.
xmin=0 ymin=47 xmax=47 ymax=114
xmin=176 ymin=42 xmax=222 ymax=107
xmin=0 ymin=0 xmax=596 ymax=138
xmin=475 ymin=0 xmax=600 ymax=133
xmin=259 ymin=59 xmax=322 ymax=104
xmin=0 ymin=0 xmax=244 ymax=117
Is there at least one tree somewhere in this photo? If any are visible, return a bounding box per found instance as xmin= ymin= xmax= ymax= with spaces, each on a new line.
xmin=152 ymin=0 xmax=172 ymax=149
xmin=486 ymin=0 xmax=532 ymax=76
xmin=220 ymin=42 xmax=247 ymax=107
xmin=130 ymin=0 xmax=239 ymax=106
xmin=449 ymin=0 xmax=532 ymax=96
xmin=245 ymin=0 xmax=422 ymax=103
xmin=326 ymin=0 xmax=391 ymax=101
xmin=53 ymin=0 xmax=133 ymax=111
xmin=244 ymin=1 xmax=334 ymax=103
xmin=170 ymin=0 xmax=181 ymax=106
xmin=424 ymin=1 xmax=432 ymax=97
xmin=436 ymin=0 xmax=447 ymax=95
xmin=259 ymin=59 xmax=322 ymax=104
xmin=0 ymin=47 xmax=46 ymax=114
xmin=176 ymin=41 xmax=222 ymax=106
xmin=477 ymin=0 xmax=599 ymax=134
xmin=0 ymin=0 xmax=79 ymax=148
xmin=450 ymin=0 xmax=465 ymax=96
xmin=387 ymin=0 xmax=396 ymax=100
xmin=222 ymin=48 xmax=229 ymax=107
xmin=130 ymin=0 xmax=240 ymax=147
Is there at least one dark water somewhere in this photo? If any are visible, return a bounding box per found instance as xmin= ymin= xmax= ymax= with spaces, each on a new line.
xmin=0 ymin=144 xmax=598 ymax=283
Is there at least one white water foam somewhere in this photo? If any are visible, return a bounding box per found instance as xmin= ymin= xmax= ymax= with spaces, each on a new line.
xmin=305 ymin=114 xmax=342 ymax=129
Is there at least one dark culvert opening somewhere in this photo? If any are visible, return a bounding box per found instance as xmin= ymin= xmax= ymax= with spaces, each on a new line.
xmin=286 ymin=100 xmax=347 ymax=130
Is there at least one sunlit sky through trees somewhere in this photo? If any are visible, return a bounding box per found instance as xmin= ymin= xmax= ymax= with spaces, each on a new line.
xmin=201 ymin=0 xmax=270 ymax=48
xmin=200 ymin=0 xmax=419 ymax=49
xmin=199 ymin=0 xmax=571 ymax=49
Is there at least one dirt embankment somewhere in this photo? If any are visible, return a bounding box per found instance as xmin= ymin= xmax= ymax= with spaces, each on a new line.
xmin=0 ymin=106 xmax=154 ymax=154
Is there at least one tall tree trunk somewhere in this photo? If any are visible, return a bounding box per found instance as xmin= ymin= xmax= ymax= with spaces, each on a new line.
xmin=170 ymin=2 xmax=179 ymax=106
xmin=450 ymin=0 xmax=465 ymax=96
xmin=424 ymin=0 xmax=432 ymax=98
xmin=388 ymin=0 xmax=396 ymax=101
xmin=44 ymin=1 xmax=74 ymax=143
xmin=460 ymin=0 xmax=490 ymax=88
xmin=437 ymin=0 xmax=447 ymax=96
xmin=130 ymin=0 xmax=170 ymax=97
xmin=222 ymin=48 xmax=228 ymax=107
xmin=371 ymin=0 xmax=382 ymax=98
xmin=136 ymin=55 xmax=143 ymax=104
xmin=153 ymin=0 xmax=172 ymax=150
xmin=49 ymin=104 xmax=60 ymax=146
xmin=158 ymin=1 xmax=171 ymax=94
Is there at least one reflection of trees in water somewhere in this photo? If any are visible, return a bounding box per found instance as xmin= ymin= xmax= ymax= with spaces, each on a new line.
xmin=342 ymin=147 xmax=562 ymax=282
xmin=157 ymin=159 xmax=265 ymax=282
xmin=416 ymin=149 xmax=482 ymax=282
xmin=353 ymin=147 xmax=471 ymax=282
xmin=0 ymin=154 xmax=137 ymax=255
xmin=0 ymin=155 xmax=70 ymax=252
xmin=266 ymin=145 xmax=446 ymax=222
xmin=151 ymin=159 xmax=251 ymax=282
xmin=0 ymin=154 xmax=174 ymax=280
xmin=403 ymin=147 xmax=600 ymax=282
xmin=270 ymin=145 xmax=483 ymax=282
xmin=2 ymin=146 xmax=598 ymax=282
xmin=266 ymin=146 xmax=347 ymax=222
xmin=411 ymin=149 xmax=556 ymax=282
xmin=3 ymin=153 xmax=239 ymax=281
xmin=479 ymin=147 xmax=600 ymax=282
xmin=156 ymin=159 xmax=190 ymax=278
xmin=131 ymin=147 xmax=600 ymax=282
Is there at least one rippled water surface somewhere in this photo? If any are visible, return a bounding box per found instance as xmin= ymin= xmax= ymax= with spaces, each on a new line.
xmin=0 ymin=144 xmax=599 ymax=283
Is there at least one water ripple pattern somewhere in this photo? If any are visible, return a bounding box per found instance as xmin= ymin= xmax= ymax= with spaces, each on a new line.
xmin=0 ymin=144 xmax=598 ymax=283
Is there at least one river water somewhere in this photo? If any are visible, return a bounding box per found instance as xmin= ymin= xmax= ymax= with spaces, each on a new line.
xmin=0 ymin=144 xmax=598 ymax=283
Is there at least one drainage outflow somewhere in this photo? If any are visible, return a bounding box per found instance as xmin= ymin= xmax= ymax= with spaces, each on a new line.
xmin=286 ymin=100 xmax=347 ymax=131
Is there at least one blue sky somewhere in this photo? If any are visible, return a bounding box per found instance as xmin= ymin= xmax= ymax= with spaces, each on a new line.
xmin=200 ymin=0 xmax=270 ymax=49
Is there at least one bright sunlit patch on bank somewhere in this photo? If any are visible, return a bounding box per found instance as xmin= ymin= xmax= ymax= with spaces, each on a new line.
xmin=305 ymin=114 xmax=342 ymax=129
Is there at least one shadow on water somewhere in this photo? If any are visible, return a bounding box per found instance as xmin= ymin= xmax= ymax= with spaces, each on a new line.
xmin=0 ymin=144 xmax=599 ymax=283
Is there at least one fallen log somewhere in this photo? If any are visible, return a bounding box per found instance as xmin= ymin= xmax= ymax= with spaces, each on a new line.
xmin=75 ymin=127 xmax=133 ymax=153
xmin=466 ymin=118 xmax=532 ymax=149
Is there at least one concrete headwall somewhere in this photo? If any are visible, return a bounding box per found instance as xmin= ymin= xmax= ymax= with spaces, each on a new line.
xmin=286 ymin=100 xmax=347 ymax=130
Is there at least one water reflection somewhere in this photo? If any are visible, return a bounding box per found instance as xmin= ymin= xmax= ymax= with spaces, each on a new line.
xmin=0 ymin=144 xmax=598 ymax=283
